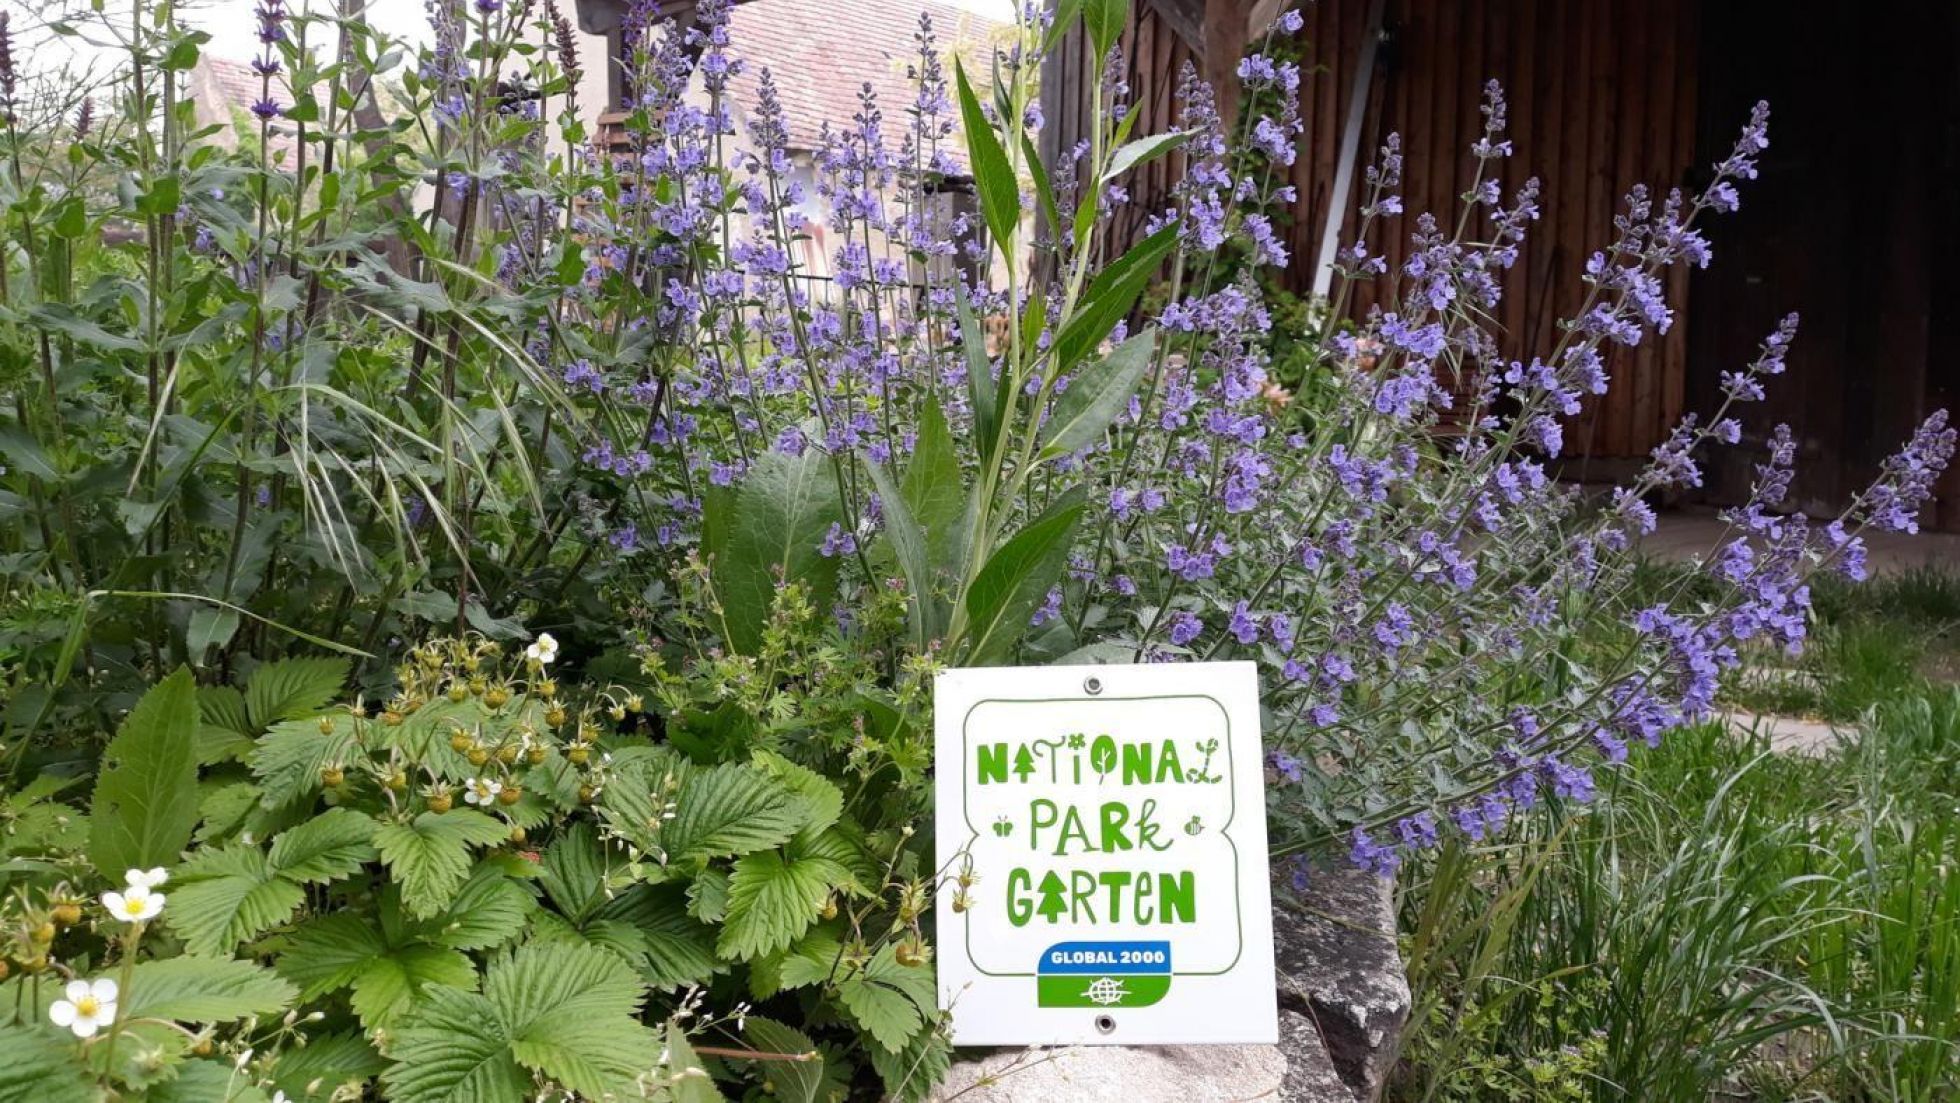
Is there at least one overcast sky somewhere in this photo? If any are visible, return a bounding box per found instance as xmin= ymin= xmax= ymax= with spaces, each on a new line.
xmin=18 ymin=0 xmax=1017 ymax=79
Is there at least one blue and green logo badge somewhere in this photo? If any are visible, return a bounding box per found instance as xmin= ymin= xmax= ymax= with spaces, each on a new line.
xmin=1036 ymin=941 xmax=1173 ymax=1008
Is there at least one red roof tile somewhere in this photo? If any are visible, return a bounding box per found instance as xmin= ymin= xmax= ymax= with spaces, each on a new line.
xmin=723 ymin=0 xmax=1008 ymax=153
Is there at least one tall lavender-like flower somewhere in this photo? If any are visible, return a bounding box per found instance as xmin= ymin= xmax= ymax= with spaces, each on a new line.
xmin=0 ymin=12 xmax=17 ymax=124
xmin=1859 ymin=411 xmax=1957 ymax=534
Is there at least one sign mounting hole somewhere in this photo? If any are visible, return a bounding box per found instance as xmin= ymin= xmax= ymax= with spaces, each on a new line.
xmin=1083 ymin=676 xmax=1103 ymax=695
xmin=1094 ymin=1014 xmax=1116 ymax=1035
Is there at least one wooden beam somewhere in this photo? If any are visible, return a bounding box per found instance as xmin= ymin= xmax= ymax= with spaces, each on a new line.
xmin=1309 ymin=0 xmax=1386 ymax=299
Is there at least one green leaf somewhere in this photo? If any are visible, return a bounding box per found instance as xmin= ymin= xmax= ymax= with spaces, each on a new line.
xmin=276 ymin=913 xmax=475 ymax=1029
xmin=1051 ymin=222 xmax=1178 ymax=375
xmin=664 ymin=1024 xmax=728 ymax=1103
xmin=837 ymin=945 xmax=938 ymax=1053
xmin=0 ymin=425 xmax=59 ymax=482
xmin=594 ymin=885 xmax=723 ymax=989
xmin=738 ymin=1018 xmax=824 ymax=1103
xmin=701 ymin=449 xmax=843 ymax=655
xmin=168 ymin=844 xmax=307 ymax=956
xmin=955 ymin=283 xmax=997 ymax=461
xmin=868 ymin=1022 xmax=951 ymax=1103
xmin=381 ymin=988 xmax=528 ymax=1103
xmin=663 ymin=762 xmax=806 ymax=865
xmin=961 ymin=487 xmax=1088 ymax=665
xmin=686 ymin=868 xmax=730 ymax=923
xmin=901 ymin=397 xmax=967 ymax=583
xmin=122 ymin=956 xmax=297 ymax=1023
xmin=866 ymin=459 xmax=933 ymax=643
xmin=0 ymin=1024 xmax=99 ymax=1103
xmin=536 ymin=821 xmax=610 ymax=923
xmin=415 ymin=863 xmax=536 ymax=951
xmin=145 ymin=1058 xmax=272 ymax=1102
xmin=268 ymin=1031 xmax=384 ymax=1101
xmin=185 ymin=606 xmax=241 ymax=665
xmin=750 ymin=750 xmax=844 ymax=840
xmin=250 ymin=716 xmax=358 ymax=810
xmin=89 ymin=667 xmax=201 ymax=878
xmin=244 ymin=657 xmax=350 ymax=728
xmin=267 ymin=807 xmax=377 ymax=883
xmin=1038 ymin=328 xmax=1156 ymax=460
xmin=1103 ymin=129 xmax=1193 ymax=184
xmin=1083 ymin=0 xmax=1131 ymax=55
xmin=372 ymin=811 xmax=510 ymax=919
xmin=489 ymin=943 xmax=657 ymax=1098
xmin=719 ymin=847 xmax=850 ymax=961
xmin=953 ymin=58 xmax=1019 ymax=251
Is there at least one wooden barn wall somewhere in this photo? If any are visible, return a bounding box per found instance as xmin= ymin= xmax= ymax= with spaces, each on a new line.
xmin=1045 ymin=0 xmax=1704 ymax=461
xmin=1039 ymin=3 xmax=1200 ymax=262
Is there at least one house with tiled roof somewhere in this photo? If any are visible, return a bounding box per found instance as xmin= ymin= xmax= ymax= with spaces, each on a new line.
xmin=571 ymin=0 xmax=1009 ymax=285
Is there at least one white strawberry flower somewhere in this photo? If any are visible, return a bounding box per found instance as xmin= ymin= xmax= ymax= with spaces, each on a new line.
xmin=125 ymin=867 xmax=169 ymax=890
xmin=523 ymin=632 xmax=559 ymax=665
xmin=48 ymin=977 xmax=118 ymax=1038
xmin=102 ymin=884 xmax=165 ymax=923
xmin=463 ymin=777 xmax=503 ymax=806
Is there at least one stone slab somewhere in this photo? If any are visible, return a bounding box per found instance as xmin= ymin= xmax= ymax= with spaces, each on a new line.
xmin=1273 ymin=866 xmax=1409 ymax=1102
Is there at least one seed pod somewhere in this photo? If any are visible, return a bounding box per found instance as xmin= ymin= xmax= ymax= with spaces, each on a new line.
xmin=485 ymin=686 xmax=510 ymax=709
xmin=428 ymin=792 xmax=454 ymax=814
xmin=446 ymin=683 xmax=468 ymax=703
xmin=819 ymin=896 xmax=839 ymax=921
xmin=449 ymin=730 xmax=473 ymax=753
xmin=31 ymin=922 xmax=55 ymax=945
xmin=545 ymin=707 xmax=568 ymax=727
xmin=467 ymin=748 xmax=489 ymax=766
xmin=321 ymin=766 xmax=345 ymax=787
xmin=497 ymin=786 xmax=523 ymax=806
xmin=496 ymin=744 xmax=519 ymax=765
xmin=526 ymin=745 xmax=548 ymax=765
xmin=317 ymin=716 xmax=336 ymax=735
xmin=509 ymin=825 xmax=528 ymax=844
xmin=894 ymin=938 xmax=926 ymax=967
xmin=568 ymin=745 xmax=591 ymax=765
xmin=51 ymin=903 xmax=82 ymax=927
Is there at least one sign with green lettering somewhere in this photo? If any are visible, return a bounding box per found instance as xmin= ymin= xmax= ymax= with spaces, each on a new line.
xmin=935 ymin=662 xmax=1278 ymax=1044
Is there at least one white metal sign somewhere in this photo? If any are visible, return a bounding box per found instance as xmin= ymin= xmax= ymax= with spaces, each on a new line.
xmin=934 ymin=661 xmax=1278 ymax=1045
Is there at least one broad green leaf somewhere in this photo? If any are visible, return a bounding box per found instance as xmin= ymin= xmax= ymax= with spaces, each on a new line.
xmin=1103 ymin=129 xmax=1193 ymax=184
xmin=0 ymin=1024 xmax=98 ymax=1103
xmin=372 ymin=811 xmax=510 ymax=919
xmin=244 ymin=657 xmax=351 ymax=728
xmin=267 ymin=807 xmax=377 ymax=883
xmin=865 ymin=459 xmax=933 ymax=643
xmin=738 ymin=1018 xmax=824 ymax=1103
xmin=953 ymin=58 xmax=1019 ymax=251
xmin=868 ymin=1021 xmax=952 ymax=1103
xmin=89 ymin=667 xmax=201 ymax=878
xmin=837 ymin=945 xmax=937 ymax=1053
xmin=700 ymin=449 xmax=843 ymax=655
xmin=185 ymin=605 xmax=241 ymax=665
xmin=1051 ymin=222 xmax=1178 ymax=375
xmin=751 ymin=750 xmax=844 ymax=840
xmin=664 ymin=1024 xmax=727 ymax=1103
xmin=775 ymin=928 xmax=845 ymax=990
xmin=268 ymin=1031 xmax=384 ymax=1101
xmin=145 ymin=1058 xmax=272 ymax=1102
xmin=276 ymin=913 xmax=474 ymax=1029
xmin=961 ymin=488 xmax=1088 ymax=665
xmin=0 ymin=426 xmax=59 ymax=482
xmin=488 ymin=943 xmax=657 ymax=1098
xmin=381 ymin=987 xmax=528 ymax=1103
xmin=1037 ymin=328 xmax=1156 ymax=460
xmin=415 ymin=863 xmax=535 ymax=951
xmin=901 ymin=397 xmax=967 ymax=586
xmin=168 ymin=844 xmax=307 ymax=956
xmin=686 ymin=868 xmax=730 ymax=923
xmin=1083 ymin=0 xmax=1131 ymax=55
xmin=593 ymin=885 xmax=723 ymax=990
xmin=123 ymin=956 xmax=297 ymax=1023
xmin=250 ymin=716 xmax=358 ymax=810
xmin=536 ymin=821 xmax=611 ymax=922
xmin=719 ymin=847 xmax=850 ymax=961
xmin=663 ymin=762 xmax=806 ymax=865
